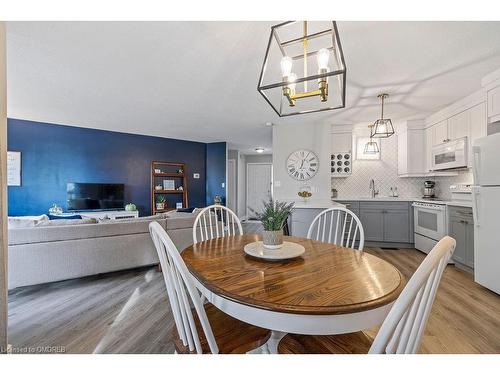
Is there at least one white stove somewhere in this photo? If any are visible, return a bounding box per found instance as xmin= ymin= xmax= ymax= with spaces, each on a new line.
xmin=413 ymin=183 xmax=473 ymax=255
xmin=412 ymin=200 xmax=447 ymax=255
xmin=449 ymin=183 xmax=473 ymax=203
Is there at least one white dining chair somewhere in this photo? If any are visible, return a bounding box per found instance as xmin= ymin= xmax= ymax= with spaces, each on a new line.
xmin=193 ymin=205 xmax=243 ymax=244
xmin=307 ymin=207 xmax=365 ymax=251
xmin=149 ymin=221 xmax=270 ymax=354
xmin=278 ymin=236 xmax=456 ymax=354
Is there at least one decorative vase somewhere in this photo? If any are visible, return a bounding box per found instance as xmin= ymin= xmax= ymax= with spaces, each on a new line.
xmin=262 ymin=230 xmax=284 ymax=249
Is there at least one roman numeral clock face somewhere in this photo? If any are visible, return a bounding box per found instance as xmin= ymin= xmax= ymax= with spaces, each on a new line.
xmin=286 ymin=149 xmax=319 ymax=181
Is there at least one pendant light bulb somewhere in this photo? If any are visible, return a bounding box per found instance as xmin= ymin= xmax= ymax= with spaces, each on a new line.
xmin=317 ymin=48 xmax=330 ymax=71
xmin=288 ymin=72 xmax=297 ymax=90
xmin=281 ymin=56 xmax=293 ymax=78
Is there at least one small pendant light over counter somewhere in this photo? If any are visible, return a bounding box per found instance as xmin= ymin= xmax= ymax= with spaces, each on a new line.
xmin=364 ymin=124 xmax=380 ymax=154
xmin=371 ymin=93 xmax=395 ymax=138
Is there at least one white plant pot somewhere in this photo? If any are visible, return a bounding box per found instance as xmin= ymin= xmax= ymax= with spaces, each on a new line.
xmin=262 ymin=230 xmax=284 ymax=249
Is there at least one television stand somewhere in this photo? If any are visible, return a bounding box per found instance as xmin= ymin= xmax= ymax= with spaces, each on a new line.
xmin=77 ymin=210 xmax=139 ymax=220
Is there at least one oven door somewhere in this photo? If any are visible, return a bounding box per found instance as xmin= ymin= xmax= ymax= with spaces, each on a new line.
xmin=412 ymin=204 xmax=446 ymax=241
xmin=431 ymin=137 xmax=467 ymax=170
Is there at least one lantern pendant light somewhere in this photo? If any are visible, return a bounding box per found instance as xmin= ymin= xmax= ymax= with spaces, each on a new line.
xmin=364 ymin=125 xmax=380 ymax=154
xmin=257 ymin=21 xmax=347 ymax=117
xmin=371 ymin=93 xmax=395 ymax=138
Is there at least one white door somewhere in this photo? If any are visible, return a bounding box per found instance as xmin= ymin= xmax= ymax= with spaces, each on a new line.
xmin=227 ymin=159 xmax=236 ymax=213
xmin=472 ymin=185 xmax=500 ymax=294
xmin=246 ymin=163 xmax=272 ymax=219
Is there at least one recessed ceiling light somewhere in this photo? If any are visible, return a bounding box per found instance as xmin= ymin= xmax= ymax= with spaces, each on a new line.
xmin=255 ymin=147 xmax=265 ymax=153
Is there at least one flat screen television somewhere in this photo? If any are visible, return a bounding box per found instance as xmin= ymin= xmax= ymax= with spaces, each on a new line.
xmin=67 ymin=183 xmax=125 ymax=211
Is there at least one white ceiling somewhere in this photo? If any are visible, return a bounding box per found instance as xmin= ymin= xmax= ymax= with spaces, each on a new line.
xmin=7 ymin=21 xmax=500 ymax=154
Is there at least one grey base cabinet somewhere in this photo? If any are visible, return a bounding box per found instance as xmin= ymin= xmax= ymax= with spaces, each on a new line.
xmin=290 ymin=208 xmax=325 ymax=238
xmin=359 ymin=202 xmax=411 ymax=246
xmin=361 ymin=208 xmax=385 ymax=242
xmin=291 ymin=201 xmax=414 ymax=248
xmin=448 ymin=206 xmax=474 ymax=268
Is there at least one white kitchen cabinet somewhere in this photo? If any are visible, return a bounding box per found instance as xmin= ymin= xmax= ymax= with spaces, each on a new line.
xmin=448 ymin=110 xmax=469 ymax=141
xmin=433 ymin=120 xmax=449 ymax=145
xmin=487 ymin=85 xmax=500 ymax=122
xmin=331 ymin=131 xmax=352 ymax=152
xmin=398 ymin=128 xmax=426 ymax=176
xmin=425 ymin=127 xmax=433 ymax=172
xmin=426 ymin=103 xmax=487 ymax=169
xmin=469 ymin=102 xmax=487 ymax=167
xmin=398 ymin=121 xmax=457 ymax=177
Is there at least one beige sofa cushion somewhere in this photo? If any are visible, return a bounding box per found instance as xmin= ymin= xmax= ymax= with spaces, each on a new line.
xmin=8 ymin=217 xmax=167 ymax=245
xmin=36 ymin=218 xmax=98 ymax=227
xmin=164 ymin=211 xmax=200 ymax=230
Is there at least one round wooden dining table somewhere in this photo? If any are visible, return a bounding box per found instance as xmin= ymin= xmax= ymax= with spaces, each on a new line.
xmin=181 ymin=234 xmax=405 ymax=353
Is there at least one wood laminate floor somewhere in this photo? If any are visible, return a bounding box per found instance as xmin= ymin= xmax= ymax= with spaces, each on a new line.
xmin=7 ymin=248 xmax=500 ymax=354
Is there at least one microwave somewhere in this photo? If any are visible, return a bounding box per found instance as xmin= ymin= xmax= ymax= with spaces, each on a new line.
xmin=431 ymin=137 xmax=468 ymax=171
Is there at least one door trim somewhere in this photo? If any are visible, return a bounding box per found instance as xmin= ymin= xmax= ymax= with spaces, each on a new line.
xmin=246 ymin=163 xmax=273 ymax=220
xmin=227 ymin=159 xmax=236 ymax=213
xmin=0 ymin=22 xmax=7 ymax=353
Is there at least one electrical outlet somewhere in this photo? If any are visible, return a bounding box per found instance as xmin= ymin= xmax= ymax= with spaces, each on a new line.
xmin=193 ymin=173 xmax=200 ymax=179
xmin=274 ymin=180 xmax=281 ymax=187
xmin=221 ymin=182 xmax=225 ymax=188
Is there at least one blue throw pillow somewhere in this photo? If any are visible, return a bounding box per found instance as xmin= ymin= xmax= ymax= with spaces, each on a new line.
xmin=176 ymin=207 xmax=196 ymax=213
xmin=48 ymin=214 xmax=82 ymax=220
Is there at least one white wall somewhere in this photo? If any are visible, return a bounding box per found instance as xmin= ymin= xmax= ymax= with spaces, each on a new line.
xmin=235 ymin=153 xmax=273 ymax=218
xmin=273 ymin=122 xmax=331 ymax=201
xmin=272 ymin=121 xmax=472 ymax=202
xmin=332 ymin=125 xmax=472 ymax=199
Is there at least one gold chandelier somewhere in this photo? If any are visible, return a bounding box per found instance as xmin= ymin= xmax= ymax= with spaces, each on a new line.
xmin=258 ymin=21 xmax=346 ymax=117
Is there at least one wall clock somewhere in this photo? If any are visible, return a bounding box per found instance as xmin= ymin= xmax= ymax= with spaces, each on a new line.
xmin=286 ymin=149 xmax=319 ymax=181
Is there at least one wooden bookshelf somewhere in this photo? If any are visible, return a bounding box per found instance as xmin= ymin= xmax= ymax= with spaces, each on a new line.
xmin=151 ymin=161 xmax=189 ymax=215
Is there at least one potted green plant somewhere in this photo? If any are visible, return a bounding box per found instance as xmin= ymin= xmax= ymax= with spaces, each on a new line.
xmin=249 ymin=198 xmax=294 ymax=249
xmin=125 ymin=203 xmax=137 ymax=211
xmin=156 ymin=196 xmax=166 ymax=210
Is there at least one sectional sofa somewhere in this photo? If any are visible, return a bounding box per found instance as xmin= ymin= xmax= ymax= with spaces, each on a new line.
xmin=7 ymin=211 xmax=204 ymax=289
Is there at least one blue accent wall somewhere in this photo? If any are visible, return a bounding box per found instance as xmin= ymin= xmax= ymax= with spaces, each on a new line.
xmin=7 ymin=119 xmax=212 ymax=216
xmin=206 ymin=142 xmax=227 ymax=206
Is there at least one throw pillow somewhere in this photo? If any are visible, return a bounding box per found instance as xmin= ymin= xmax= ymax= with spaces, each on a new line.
xmin=48 ymin=214 xmax=83 ymax=220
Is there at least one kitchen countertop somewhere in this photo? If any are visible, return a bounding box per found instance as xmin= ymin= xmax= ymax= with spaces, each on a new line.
xmin=332 ymin=197 xmax=473 ymax=208
xmin=334 ymin=197 xmax=415 ymax=202
xmin=289 ymin=200 xmax=346 ymax=209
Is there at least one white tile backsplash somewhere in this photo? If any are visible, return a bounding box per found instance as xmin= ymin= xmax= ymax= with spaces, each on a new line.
xmin=331 ymin=135 xmax=472 ymax=200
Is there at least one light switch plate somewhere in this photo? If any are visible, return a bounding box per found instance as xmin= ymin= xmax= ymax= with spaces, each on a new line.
xmin=193 ymin=173 xmax=200 ymax=179
xmin=274 ymin=180 xmax=281 ymax=187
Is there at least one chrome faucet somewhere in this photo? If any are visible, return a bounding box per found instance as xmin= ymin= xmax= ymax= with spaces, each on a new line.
xmin=369 ymin=179 xmax=379 ymax=198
